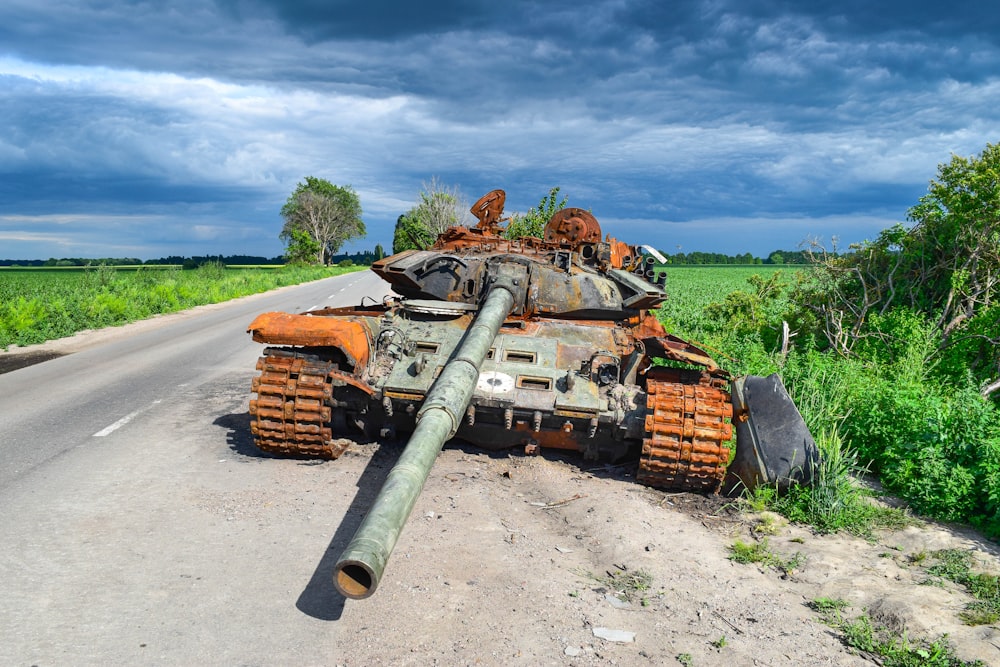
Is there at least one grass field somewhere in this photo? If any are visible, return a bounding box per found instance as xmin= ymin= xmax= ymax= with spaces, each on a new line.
xmin=0 ymin=263 xmax=364 ymax=349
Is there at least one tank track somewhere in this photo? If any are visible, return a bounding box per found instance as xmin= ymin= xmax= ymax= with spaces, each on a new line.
xmin=249 ymin=348 xmax=350 ymax=459
xmin=637 ymin=373 xmax=733 ymax=492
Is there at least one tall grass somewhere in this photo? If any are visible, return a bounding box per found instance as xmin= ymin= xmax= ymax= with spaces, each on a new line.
xmin=657 ymin=266 xmax=1000 ymax=538
xmin=0 ymin=264 xmax=363 ymax=348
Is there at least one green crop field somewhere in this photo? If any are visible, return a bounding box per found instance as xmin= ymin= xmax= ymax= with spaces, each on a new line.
xmin=0 ymin=263 xmax=364 ymax=349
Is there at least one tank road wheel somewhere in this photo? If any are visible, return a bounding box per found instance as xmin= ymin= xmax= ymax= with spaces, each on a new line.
xmin=249 ymin=348 xmax=351 ymax=458
xmin=637 ymin=375 xmax=733 ymax=492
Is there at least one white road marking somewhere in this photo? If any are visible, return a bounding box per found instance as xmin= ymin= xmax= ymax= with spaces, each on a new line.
xmin=93 ymin=400 xmax=162 ymax=437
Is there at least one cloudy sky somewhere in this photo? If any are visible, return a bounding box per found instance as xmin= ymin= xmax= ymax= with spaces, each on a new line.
xmin=1 ymin=1 xmax=997 ymax=260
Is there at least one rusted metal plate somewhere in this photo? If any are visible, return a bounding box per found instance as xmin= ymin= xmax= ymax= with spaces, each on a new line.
xmin=247 ymin=312 xmax=372 ymax=370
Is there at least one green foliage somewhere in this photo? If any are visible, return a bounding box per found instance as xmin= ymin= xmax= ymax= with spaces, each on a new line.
xmin=655 ymin=265 xmax=1000 ymax=538
xmin=392 ymin=179 xmax=468 ymax=253
xmin=809 ymin=598 xmax=982 ymax=666
xmin=727 ymin=538 xmax=804 ymax=574
xmin=840 ymin=378 xmax=1000 ymax=532
xmin=284 ymin=229 xmax=322 ymax=265
xmin=809 ymin=597 xmax=850 ymax=618
xmin=838 ymin=614 xmax=981 ymax=666
xmin=704 ymin=271 xmax=787 ymax=344
xmin=756 ymin=430 xmax=912 ymax=538
xmin=795 ymin=143 xmax=1000 ymax=391
xmin=280 ymin=176 xmax=365 ymax=264
xmin=504 ymin=186 xmax=567 ymax=240
xmin=925 ymin=550 xmax=1000 ymax=626
xmin=0 ymin=265 xmax=364 ymax=349
xmin=392 ymin=212 xmax=434 ymax=253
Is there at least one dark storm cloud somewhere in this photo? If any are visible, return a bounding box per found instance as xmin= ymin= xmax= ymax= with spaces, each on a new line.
xmin=0 ymin=0 xmax=997 ymax=259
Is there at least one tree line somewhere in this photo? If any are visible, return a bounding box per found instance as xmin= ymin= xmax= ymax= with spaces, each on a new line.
xmin=0 ymin=251 xmax=385 ymax=268
xmin=664 ymin=250 xmax=812 ymax=265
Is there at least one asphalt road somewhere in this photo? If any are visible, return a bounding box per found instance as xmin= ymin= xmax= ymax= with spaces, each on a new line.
xmin=0 ymin=270 xmax=393 ymax=665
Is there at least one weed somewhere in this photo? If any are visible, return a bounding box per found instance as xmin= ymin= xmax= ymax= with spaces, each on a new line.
xmin=711 ymin=635 xmax=727 ymax=649
xmin=810 ymin=597 xmax=850 ymax=614
xmin=676 ymin=653 xmax=693 ymax=666
xmin=750 ymin=429 xmax=913 ymax=539
xmin=579 ymin=565 xmax=654 ymax=603
xmin=808 ymin=598 xmax=982 ymax=666
xmin=838 ymin=614 xmax=983 ymax=666
xmin=925 ymin=550 xmax=1000 ymax=626
xmin=754 ymin=513 xmax=783 ymax=535
xmin=728 ymin=538 xmax=804 ymax=575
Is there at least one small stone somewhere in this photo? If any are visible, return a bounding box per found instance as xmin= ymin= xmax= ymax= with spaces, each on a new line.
xmin=564 ymin=646 xmax=582 ymax=657
xmin=593 ymin=627 xmax=636 ymax=642
xmin=605 ymin=593 xmax=631 ymax=609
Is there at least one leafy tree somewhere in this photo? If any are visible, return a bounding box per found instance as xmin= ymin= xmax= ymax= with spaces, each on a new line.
xmin=798 ymin=143 xmax=1000 ymax=395
xmin=392 ymin=212 xmax=435 ymax=253
xmin=374 ymin=243 xmax=386 ymax=260
xmin=504 ymin=187 xmax=567 ymax=240
xmin=280 ymin=177 xmax=365 ymax=264
xmin=392 ymin=178 xmax=469 ymax=253
xmin=415 ymin=176 xmax=467 ymax=236
xmin=283 ymin=229 xmax=323 ymax=265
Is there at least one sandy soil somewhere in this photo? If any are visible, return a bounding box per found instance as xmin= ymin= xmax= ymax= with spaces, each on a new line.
xmin=322 ymin=442 xmax=1000 ymax=666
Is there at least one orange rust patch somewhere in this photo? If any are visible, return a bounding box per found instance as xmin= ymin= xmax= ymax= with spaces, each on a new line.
xmin=248 ymin=312 xmax=370 ymax=369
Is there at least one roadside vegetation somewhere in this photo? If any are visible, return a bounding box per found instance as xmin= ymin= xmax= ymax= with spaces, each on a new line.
xmin=659 ymin=143 xmax=1000 ymax=540
xmin=0 ymin=263 xmax=362 ymax=349
xmin=809 ymin=597 xmax=984 ymax=667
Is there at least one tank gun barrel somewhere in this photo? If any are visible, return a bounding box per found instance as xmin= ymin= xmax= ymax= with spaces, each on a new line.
xmin=333 ymin=280 xmax=518 ymax=599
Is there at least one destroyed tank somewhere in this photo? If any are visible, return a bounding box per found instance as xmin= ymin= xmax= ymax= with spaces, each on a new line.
xmin=247 ymin=189 xmax=817 ymax=599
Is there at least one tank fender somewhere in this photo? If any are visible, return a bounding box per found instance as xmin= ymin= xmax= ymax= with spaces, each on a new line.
xmin=247 ymin=312 xmax=371 ymax=370
xmin=723 ymin=374 xmax=820 ymax=495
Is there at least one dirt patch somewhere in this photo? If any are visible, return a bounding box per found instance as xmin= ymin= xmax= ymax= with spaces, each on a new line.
xmin=313 ymin=443 xmax=1000 ymax=666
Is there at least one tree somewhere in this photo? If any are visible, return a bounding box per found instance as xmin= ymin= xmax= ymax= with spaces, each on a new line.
xmin=280 ymin=177 xmax=365 ymax=265
xmin=504 ymin=187 xmax=567 ymax=240
xmin=391 ymin=178 xmax=470 ymax=253
xmin=798 ymin=143 xmax=1000 ymax=394
xmin=415 ymin=176 xmax=468 ymax=236
xmin=283 ymin=229 xmax=322 ymax=265
xmin=392 ymin=212 xmax=435 ymax=253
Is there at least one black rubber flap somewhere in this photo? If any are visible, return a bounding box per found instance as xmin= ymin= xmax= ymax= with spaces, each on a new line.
xmin=724 ymin=374 xmax=819 ymax=495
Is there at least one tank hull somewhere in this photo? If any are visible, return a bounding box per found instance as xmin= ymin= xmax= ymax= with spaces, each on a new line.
xmin=249 ymin=299 xmax=736 ymax=490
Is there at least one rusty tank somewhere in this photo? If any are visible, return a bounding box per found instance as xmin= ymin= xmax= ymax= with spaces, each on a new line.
xmin=246 ymin=189 xmax=817 ymax=598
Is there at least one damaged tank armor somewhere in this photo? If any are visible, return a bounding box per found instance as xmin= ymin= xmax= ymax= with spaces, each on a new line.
xmin=247 ymin=189 xmax=818 ymax=598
